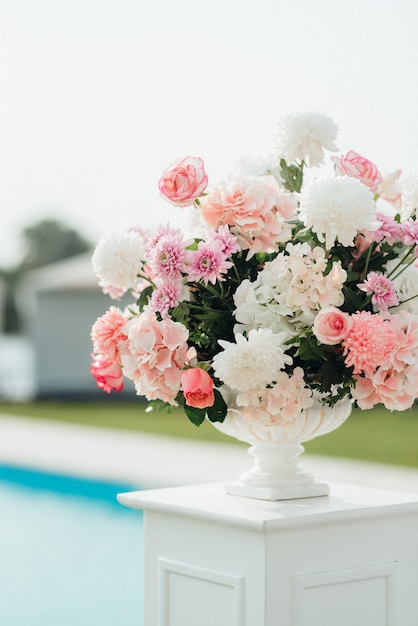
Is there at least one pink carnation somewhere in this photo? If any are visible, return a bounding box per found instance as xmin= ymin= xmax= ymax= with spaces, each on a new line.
xmin=91 ymin=307 xmax=128 ymax=362
xmin=158 ymin=156 xmax=208 ymax=207
xmin=121 ymin=312 xmax=189 ymax=404
xmin=200 ymin=175 xmax=291 ymax=259
xmin=342 ymin=311 xmax=396 ymax=376
xmin=331 ymin=150 xmax=382 ymax=193
xmin=357 ymin=272 xmax=399 ymax=312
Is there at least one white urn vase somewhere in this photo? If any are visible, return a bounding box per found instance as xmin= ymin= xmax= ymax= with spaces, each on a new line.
xmin=211 ymin=398 xmax=353 ymax=501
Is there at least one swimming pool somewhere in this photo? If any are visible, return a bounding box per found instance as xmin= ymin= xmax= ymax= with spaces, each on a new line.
xmin=0 ymin=465 xmax=144 ymax=626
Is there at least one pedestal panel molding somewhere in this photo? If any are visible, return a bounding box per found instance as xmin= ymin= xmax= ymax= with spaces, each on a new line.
xmin=159 ymin=557 xmax=245 ymax=626
xmin=292 ymin=562 xmax=397 ymax=626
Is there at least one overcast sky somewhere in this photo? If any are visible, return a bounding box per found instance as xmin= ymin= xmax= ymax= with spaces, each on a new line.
xmin=1 ymin=0 xmax=418 ymax=267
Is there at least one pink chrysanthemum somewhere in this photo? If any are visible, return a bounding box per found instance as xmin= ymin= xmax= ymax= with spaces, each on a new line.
xmin=342 ymin=311 xmax=396 ymax=376
xmin=91 ymin=307 xmax=128 ymax=363
xmin=370 ymin=211 xmax=403 ymax=244
xmin=149 ymin=281 xmax=182 ymax=319
xmin=357 ymin=272 xmax=399 ymax=311
xmin=207 ymin=225 xmax=240 ymax=257
xmin=144 ymin=225 xmax=190 ymax=280
xmin=186 ymin=241 xmax=232 ymax=285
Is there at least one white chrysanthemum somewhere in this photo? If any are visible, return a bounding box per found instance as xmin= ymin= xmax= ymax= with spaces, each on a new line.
xmin=298 ymin=176 xmax=378 ymax=249
xmin=386 ymin=259 xmax=418 ymax=317
xmin=92 ymin=231 xmax=144 ymax=292
xmin=212 ymin=329 xmax=292 ymax=392
xmin=274 ymin=112 xmax=338 ymax=167
xmin=400 ymin=172 xmax=418 ymax=220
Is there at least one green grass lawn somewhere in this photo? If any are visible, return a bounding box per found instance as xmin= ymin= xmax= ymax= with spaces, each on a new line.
xmin=0 ymin=400 xmax=417 ymax=468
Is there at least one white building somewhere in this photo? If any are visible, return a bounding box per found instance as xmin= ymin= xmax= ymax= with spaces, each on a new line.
xmin=21 ymin=253 xmax=135 ymax=399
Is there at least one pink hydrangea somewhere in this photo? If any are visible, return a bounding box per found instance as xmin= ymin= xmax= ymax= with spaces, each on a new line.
xmin=121 ymin=312 xmax=189 ymax=404
xmin=200 ymin=175 xmax=292 ymax=258
xmin=342 ymin=311 xmax=396 ymax=376
xmin=91 ymin=307 xmax=128 ymax=362
xmin=357 ymin=272 xmax=399 ymax=312
xmin=236 ymin=367 xmax=313 ymax=428
xmin=186 ymin=240 xmax=233 ymax=285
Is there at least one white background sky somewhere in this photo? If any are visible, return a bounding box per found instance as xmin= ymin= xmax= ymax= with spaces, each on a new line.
xmin=1 ymin=0 xmax=418 ymax=267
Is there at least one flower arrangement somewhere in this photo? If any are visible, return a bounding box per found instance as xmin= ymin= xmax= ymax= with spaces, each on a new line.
xmin=90 ymin=112 xmax=418 ymax=429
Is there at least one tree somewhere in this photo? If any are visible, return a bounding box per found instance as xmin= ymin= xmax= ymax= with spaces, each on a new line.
xmin=20 ymin=219 xmax=92 ymax=270
xmin=1 ymin=218 xmax=92 ymax=333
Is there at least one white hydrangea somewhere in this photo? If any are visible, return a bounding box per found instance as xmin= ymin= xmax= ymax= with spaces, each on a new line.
xmin=298 ymin=176 xmax=379 ymax=249
xmin=212 ymin=328 xmax=292 ymax=392
xmin=274 ymin=112 xmax=338 ymax=167
xmin=92 ymin=231 xmax=145 ymax=292
xmin=234 ymin=242 xmax=346 ymax=335
xmin=386 ymin=259 xmax=418 ymax=317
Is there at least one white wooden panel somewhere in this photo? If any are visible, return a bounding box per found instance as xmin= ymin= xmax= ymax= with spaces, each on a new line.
xmin=159 ymin=558 xmax=245 ymax=626
xmin=292 ymin=562 xmax=397 ymax=626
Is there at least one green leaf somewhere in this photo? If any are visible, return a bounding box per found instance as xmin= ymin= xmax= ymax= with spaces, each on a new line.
xmin=183 ymin=404 xmax=206 ymax=426
xmin=137 ymin=285 xmax=153 ymax=312
xmin=206 ymin=389 xmax=227 ymax=423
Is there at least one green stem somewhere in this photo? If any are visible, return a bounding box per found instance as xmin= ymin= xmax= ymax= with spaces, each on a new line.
xmin=387 ymin=244 xmax=416 ymax=279
xmin=361 ymin=241 xmax=375 ymax=277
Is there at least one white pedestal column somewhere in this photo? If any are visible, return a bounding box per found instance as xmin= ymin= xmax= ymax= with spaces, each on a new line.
xmin=118 ymin=483 xmax=418 ymax=626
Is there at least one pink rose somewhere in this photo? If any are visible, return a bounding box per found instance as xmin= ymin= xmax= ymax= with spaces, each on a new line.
xmin=331 ymin=150 xmax=382 ymax=193
xmin=158 ymin=156 xmax=208 ymax=207
xmin=90 ymin=355 xmax=124 ymax=393
xmin=313 ymin=307 xmax=352 ymax=345
xmin=181 ymin=368 xmax=215 ymax=409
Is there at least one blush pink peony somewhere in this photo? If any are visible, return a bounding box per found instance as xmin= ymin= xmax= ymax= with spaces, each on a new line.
xmin=200 ymin=175 xmax=293 ymax=258
xmin=158 ymin=156 xmax=208 ymax=207
xmin=181 ymin=368 xmax=215 ymax=409
xmin=313 ymin=307 xmax=352 ymax=345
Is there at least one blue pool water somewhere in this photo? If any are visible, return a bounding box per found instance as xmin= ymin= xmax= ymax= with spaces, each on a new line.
xmin=0 ymin=465 xmax=144 ymax=626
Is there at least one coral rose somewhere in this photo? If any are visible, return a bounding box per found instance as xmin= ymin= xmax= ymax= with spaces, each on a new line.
xmin=90 ymin=355 xmax=124 ymax=393
xmin=158 ymin=156 xmax=208 ymax=207
xmin=313 ymin=307 xmax=352 ymax=345
xmin=331 ymin=150 xmax=382 ymax=194
xmin=181 ymin=368 xmax=215 ymax=409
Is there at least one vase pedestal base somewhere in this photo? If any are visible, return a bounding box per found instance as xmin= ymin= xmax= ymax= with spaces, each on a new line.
xmin=224 ymin=479 xmax=329 ymax=501
xmin=118 ymin=483 xmax=418 ymax=626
